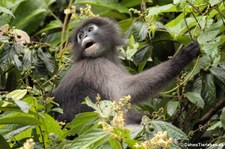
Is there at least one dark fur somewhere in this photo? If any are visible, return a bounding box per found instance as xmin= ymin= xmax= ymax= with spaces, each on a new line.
xmin=52 ymin=17 xmax=200 ymax=124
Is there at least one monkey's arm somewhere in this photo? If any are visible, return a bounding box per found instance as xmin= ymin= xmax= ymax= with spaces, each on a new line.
xmin=126 ymin=42 xmax=200 ymax=103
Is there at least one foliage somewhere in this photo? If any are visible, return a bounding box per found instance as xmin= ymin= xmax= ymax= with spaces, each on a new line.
xmin=0 ymin=0 xmax=225 ymax=148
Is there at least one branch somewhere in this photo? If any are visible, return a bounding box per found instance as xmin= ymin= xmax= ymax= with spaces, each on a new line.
xmin=195 ymin=98 xmax=225 ymax=127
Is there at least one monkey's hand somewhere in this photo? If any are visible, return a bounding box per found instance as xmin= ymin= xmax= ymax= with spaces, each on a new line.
xmin=178 ymin=41 xmax=200 ymax=61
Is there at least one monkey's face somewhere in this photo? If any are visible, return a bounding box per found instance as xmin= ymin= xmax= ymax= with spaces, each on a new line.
xmin=76 ymin=24 xmax=111 ymax=58
xmin=72 ymin=17 xmax=125 ymax=60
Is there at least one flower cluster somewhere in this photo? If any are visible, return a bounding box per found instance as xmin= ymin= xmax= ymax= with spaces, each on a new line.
xmin=80 ymin=4 xmax=97 ymax=17
xmin=19 ymin=138 xmax=35 ymax=149
xmin=111 ymin=95 xmax=131 ymax=128
xmin=64 ymin=4 xmax=98 ymax=20
xmin=129 ymin=8 xmax=144 ymax=17
xmin=134 ymin=131 xmax=173 ymax=149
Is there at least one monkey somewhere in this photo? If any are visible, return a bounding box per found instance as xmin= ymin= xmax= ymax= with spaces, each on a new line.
xmin=52 ymin=17 xmax=200 ymax=124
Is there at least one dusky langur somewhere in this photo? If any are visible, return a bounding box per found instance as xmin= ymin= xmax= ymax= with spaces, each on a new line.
xmin=52 ymin=17 xmax=200 ymax=124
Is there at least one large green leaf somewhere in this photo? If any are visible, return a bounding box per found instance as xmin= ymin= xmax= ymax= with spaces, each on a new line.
xmin=37 ymin=20 xmax=62 ymax=34
xmin=166 ymin=100 xmax=179 ymax=117
xmin=65 ymin=112 xmax=99 ymax=136
xmin=166 ymin=14 xmax=195 ymax=38
xmin=131 ymin=21 xmax=148 ymax=41
xmin=69 ymin=128 xmax=109 ymax=149
xmin=0 ymin=135 xmax=10 ymax=149
xmin=22 ymin=48 xmax=32 ymax=70
xmin=37 ymin=47 xmax=57 ymax=74
xmin=40 ymin=113 xmax=64 ymax=139
xmin=7 ymin=89 xmax=27 ymax=100
xmin=14 ymin=9 xmax=46 ymax=29
xmin=132 ymin=45 xmax=151 ymax=64
xmin=0 ymin=114 xmax=42 ymax=125
xmin=150 ymin=120 xmax=188 ymax=141
xmin=220 ymin=108 xmax=225 ymax=130
xmin=9 ymin=0 xmax=50 ymax=33
xmin=198 ymin=20 xmax=223 ymax=45
xmin=201 ymin=73 xmax=216 ymax=105
xmin=0 ymin=6 xmax=15 ymax=18
xmin=0 ymin=44 xmax=16 ymax=71
xmin=148 ymin=4 xmax=177 ymax=15
xmin=210 ymin=67 xmax=225 ymax=84
xmin=2 ymin=125 xmax=34 ymax=140
xmin=184 ymin=92 xmax=205 ymax=109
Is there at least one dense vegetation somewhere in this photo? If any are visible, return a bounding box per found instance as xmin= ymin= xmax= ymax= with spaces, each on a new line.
xmin=0 ymin=0 xmax=225 ymax=148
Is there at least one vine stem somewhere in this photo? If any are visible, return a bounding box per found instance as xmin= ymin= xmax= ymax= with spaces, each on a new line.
xmin=59 ymin=0 xmax=74 ymax=57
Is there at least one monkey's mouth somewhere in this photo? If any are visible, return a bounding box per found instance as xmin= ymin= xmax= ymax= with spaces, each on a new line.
xmin=84 ymin=41 xmax=96 ymax=49
xmin=82 ymin=38 xmax=97 ymax=51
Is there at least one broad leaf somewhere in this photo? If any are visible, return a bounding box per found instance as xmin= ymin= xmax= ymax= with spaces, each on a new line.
xmin=0 ymin=6 xmax=15 ymax=18
xmin=210 ymin=67 xmax=225 ymax=84
xmin=166 ymin=101 xmax=179 ymax=117
xmin=0 ymin=114 xmax=42 ymax=125
xmin=69 ymin=128 xmax=109 ymax=149
xmin=133 ymin=45 xmax=151 ymax=64
xmin=220 ymin=108 xmax=225 ymax=130
xmin=148 ymin=4 xmax=177 ymax=15
xmin=37 ymin=47 xmax=57 ymax=74
xmin=184 ymin=92 xmax=205 ymax=109
xmin=7 ymin=89 xmax=27 ymax=100
xmin=40 ymin=113 xmax=64 ymax=139
xmin=201 ymin=73 xmax=216 ymax=105
xmin=2 ymin=125 xmax=34 ymax=140
xmin=65 ymin=112 xmax=99 ymax=136
xmin=0 ymin=135 xmax=10 ymax=149
xmin=131 ymin=21 xmax=148 ymax=41
xmin=150 ymin=120 xmax=188 ymax=141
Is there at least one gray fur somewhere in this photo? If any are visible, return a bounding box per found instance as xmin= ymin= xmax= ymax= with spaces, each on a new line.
xmin=52 ymin=17 xmax=200 ymax=123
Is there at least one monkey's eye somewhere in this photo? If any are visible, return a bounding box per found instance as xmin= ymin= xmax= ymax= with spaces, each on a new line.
xmin=78 ymin=32 xmax=83 ymax=39
xmin=88 ymin=26 xmax=94 ymax=32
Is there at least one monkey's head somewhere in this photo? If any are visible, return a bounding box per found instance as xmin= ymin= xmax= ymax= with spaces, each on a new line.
xmin=72 ymin=17 xmax=124 ymax=61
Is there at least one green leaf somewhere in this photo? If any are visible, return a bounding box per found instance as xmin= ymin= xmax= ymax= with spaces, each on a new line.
xmin=69 ymin=128 xmax=109 ymax=149
xmin=201 ymin=73 xmax=216 ymax=105
xmin=65 ymin=112 xmax=99 ymax=136
xmin=184 ymin=92 xmax=205 ymax=109
xmin=131 ymin=21 xmax=148 ymax=41
xmin=84 ymin=97 xmax=97 ymax=110
xmin=0 ymin=36 xmax=9 ymax=43
xmin=0 ymin=6 xmax=15 ymax=18
xmin=0 ymin=135 xmax=10 ymax=149
xmin=22 ymin=48 xmax=32 ymax=70
xmin=11 ymin=99 xmax=31 ymax=113
xmin=3 ymin=125 xmax=34 ymax=140
xmin=0 ymin=115 xmax=42 ymax=125
xmin=209 ymin=0 xmax=221 ymax=6
xmin=220 ymin=108 xmax=225 ymax=130
xmin=14 ymin=9 xmax=46 ymax=29
xmin=166 ymin=14 xmax=195 ymax=38
xmin=75 ymin=0 xmax=129 ymax=13
xmin=166 ymin=101 xmax=179 ymax=116
xmin=7 ymin=89 xmax=27 ymax=100
xmin=133 ymin=45 xmax=151 ymax=64
xmin=148 ymin=4 xmax=177 ymax=16
xmin=210 ymin=67 xmax=225 ymax=84
xmin=150 ymin=120 xmax=188 ymax=141
xmin=0 ymin=44 xmax=15 ymax=71
xmin=37 ymin=20 xmax=62 ymax=34
xmin=197 ymin=20 xmax=223 ymax=45
xmin=37 ymin=47 xmax=57 ymax=74
xmin=40 ymin=113 xmax=64 ymax=139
